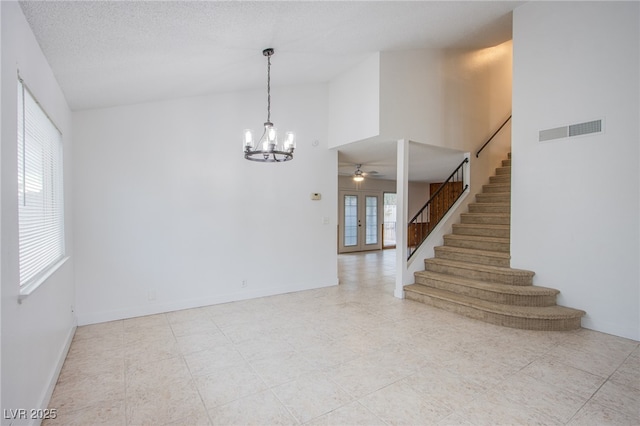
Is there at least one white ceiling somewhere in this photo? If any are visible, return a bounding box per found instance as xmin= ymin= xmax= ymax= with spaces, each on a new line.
xmin=19 ymin=0 xmax=521 ymax=181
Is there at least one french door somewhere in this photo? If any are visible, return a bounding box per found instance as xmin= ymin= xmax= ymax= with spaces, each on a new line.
xmin=338 ymin=191 xmax=382 ymax=253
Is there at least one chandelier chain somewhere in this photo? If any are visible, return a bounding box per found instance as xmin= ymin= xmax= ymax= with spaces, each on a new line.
xmin=266 ymin=54 xmax=271 ymax=123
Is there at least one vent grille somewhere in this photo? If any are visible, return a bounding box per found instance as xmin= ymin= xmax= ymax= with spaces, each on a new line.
xmin=539 ymin=119 xmax=603 ymax=142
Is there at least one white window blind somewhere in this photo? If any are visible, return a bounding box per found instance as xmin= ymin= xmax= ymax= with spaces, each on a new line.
xmin=17 ymin=78 xmax=65 ymax=289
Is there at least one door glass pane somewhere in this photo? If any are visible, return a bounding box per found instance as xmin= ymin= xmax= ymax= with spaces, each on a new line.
xmin=344 ymin=195 xmax=358 ymax=246
xmin=383 ymin=193 xmax=396 ymax=247
xmin=365 ymin=196 xmax=377 ymax=245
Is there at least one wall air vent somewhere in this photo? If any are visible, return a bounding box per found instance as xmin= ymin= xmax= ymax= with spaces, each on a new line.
xmin=539 ymin=119 xmax=603 ymax=142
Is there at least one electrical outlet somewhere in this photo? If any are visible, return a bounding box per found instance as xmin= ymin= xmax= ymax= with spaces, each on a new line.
xmin=241 ymin=280 xmax=248 ymax=288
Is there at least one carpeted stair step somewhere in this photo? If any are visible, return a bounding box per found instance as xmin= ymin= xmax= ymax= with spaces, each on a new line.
xmin=468 ymin=202 xmax=510 ymax=214
xmin=434 ymin=245 xmax=510 ymax=267
xmin=495 ymin=166 xmax=511 ymax=175
xmin=403 ymin=285 xmax=585 ymax=331
xmin=460 ymin=213 xmax=510 ymax=225
xmin=412 ymin=271 xmax=558 ymax=306
xmin=490 ymin=174 xmax=511 ymax=184
xmin=482 ymin=183 xmax=511 ymax=193
xmin=476 ymin=192 xmax=511 ymax=204
xmin=452 ymin=223 xmax=510 ymax=238
xmin=424 ymin=258 xmax=534 ymax=285
xmin=444 ymin=234 xmax=510 ymax=252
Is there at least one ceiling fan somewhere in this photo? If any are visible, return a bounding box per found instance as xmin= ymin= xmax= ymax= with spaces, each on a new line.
xmin=352 ymin=164 xmax=379 ymax=182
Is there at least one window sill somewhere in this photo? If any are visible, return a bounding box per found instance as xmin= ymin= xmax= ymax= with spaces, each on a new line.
xmin=18 ymin=256 xmax=70 ymax=303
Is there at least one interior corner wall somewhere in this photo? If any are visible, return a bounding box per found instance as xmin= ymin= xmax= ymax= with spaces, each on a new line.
xmin=73 ymin=83 xmax=337 ymax=325
xmin=512 ymin=2 xmax=639 ymax=339
xmin=1 ymin=2 xmax=76 ymax=423
xmin=328 ymin=53 xmax=380 ymax=148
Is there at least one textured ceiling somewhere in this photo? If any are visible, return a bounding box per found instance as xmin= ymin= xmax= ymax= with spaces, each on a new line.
xmin=20 ymin=0 xmax=520 ymax=181
xmin=20 ymin=1 xmax=521 ymax=111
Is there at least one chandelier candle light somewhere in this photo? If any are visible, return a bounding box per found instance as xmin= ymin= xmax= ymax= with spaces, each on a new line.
xmin=243 ymin=48 xmax=295 ymax=162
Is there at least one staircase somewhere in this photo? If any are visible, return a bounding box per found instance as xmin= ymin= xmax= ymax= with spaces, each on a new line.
xmin=404 ymin=154 xmax=585 ymax=331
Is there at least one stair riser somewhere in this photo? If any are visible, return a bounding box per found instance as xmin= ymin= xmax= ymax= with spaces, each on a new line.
xmin=476 ymin=193 xmax=511 ymax=204
xmin=424 ymin=261 xmax=533 ymax=285
xmin=413 ymin=276 xmax=557 ymax=306
xmin=460 ymin=215 xmax=510 ymax=225
xmin=434 ymin=247 xmax=510 ymax=267
xmin=453 ymin=225 xmax=510 ymax=238
xmin=403 ymin=290 xmax=582 ymax=331
xmin=443 ymin=236 xmax=510 ymax=252
xmin=495 ymin=166 xmax=511 ymax=175
xmin=468 ymin=203 xmax=510 ymax=214
xmin=490 ymin=175 xmax=511 ymax=184
xmin=502 ymin=159 xmax=511 ymax=167
xmin=482 ymin=184 xmax=511 ymax=193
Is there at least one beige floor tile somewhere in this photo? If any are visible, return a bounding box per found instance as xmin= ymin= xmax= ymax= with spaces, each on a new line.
xmin=124 ymin=335 xmax=182 ymax=365
xmin=545 ymin=343 xmax=624 ymax=377
xmin=248 ymin=350 xmax=318 ymax=387
xmin=175 ymin=331 xmax=231 ymax=355
xmin=568 ymin=400 xmax=640 ymax=426
xmin=326 ymin=355 xmax=411 ymax=399
xmin=491 ymin=372 xmax=588 ymax=424
xmin=306 ymin=401 xmax=385 ymax=425
xmin=169 ymin=317 xmax=220 ymax=337
xmin=403 ymin=367 xmax=485 ymax=410
xmin=458 ymin=391 xmax=563 ymax=426
xmin=49 ymin=371 xmax=124 ymax=413
xmin=590 ymin=380 xmax=640 ymax=418
xmin=44 ymin=250 xmax=640 ymax=426
xmin=610 ymin=354 xmax=640 ymax=391
xmin=125 ymin=377 xmax=208 ymax=426
xmin=208 ymin=389 xmax=297 ymax=425
xmin=359 ymin=379 xmax=453 ymax=425
xmin=194 ymin=363 xmax=266 ymax=409
xmin=123 ymin=313 xmax=169 ymax=330
xmin=233 ymin=335 xmax=294 ymax=361
xmin=73 ymin=320 xmax=124 ymax=341
xmin=43 ymin=398 xmax=125 ymax=426
xmin=521 ymin=354 xmax=606 ymax=399
xmin=183 ymin=344 xmax=245 ymax=377
xmin=271 ymin=371 xmax=353 ymax=423
xmin=125 ymin=356 xmax=191 ymax=394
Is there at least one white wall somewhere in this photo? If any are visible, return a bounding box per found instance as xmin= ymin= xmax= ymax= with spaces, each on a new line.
xmin=328 ymin=53 xmax=380 ymax=149
xmin=1 ymin=2 xmax=76 ymax=423
xmin=379 ymin=49 xmax=444 ymax=145
xmin=73 ymin=83 xmax=337 ymax=325
xmin=512 ymin=2 xmax=639 ymax=339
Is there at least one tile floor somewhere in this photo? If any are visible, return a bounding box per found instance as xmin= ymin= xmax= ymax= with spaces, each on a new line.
xmin=45 ymin=250 xmax=639 ymax=425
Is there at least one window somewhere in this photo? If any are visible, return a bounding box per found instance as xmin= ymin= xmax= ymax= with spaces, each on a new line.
xmin=17 ymin=78 xmax=65 ymax=291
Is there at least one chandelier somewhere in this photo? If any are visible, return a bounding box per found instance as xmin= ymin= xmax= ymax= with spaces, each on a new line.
xmin=243 ymin=48 xmax=295 ymax=162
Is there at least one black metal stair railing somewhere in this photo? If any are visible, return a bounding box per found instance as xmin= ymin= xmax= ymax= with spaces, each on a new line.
xmin=407 ymin=158 xmax=468 ymax=260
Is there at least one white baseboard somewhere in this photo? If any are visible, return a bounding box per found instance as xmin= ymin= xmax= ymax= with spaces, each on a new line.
xmin=31 ymin=323 xmax=76 ymax=426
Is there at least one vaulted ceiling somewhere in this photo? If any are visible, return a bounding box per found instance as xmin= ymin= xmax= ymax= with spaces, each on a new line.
xmin=20 ymin=0 xmax=520 ymax=180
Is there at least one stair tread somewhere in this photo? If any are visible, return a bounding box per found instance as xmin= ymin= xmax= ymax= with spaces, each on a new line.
xmin=404 ymin=285 xmax=585 ymax=319
xmin=435 ymin=245 xmax=510 ymax=259
xmin=414 ymin=270 xmax=558 ymax=296
xmin=461 ymin=213 xmax=510 ymax=217
xmin=444 ymin=234 xmax=510 ymax=243
xmin=454 ymin=223 xmax=510 ymax=229
xmin=425 ymin=257 xmax=534 ymax=277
